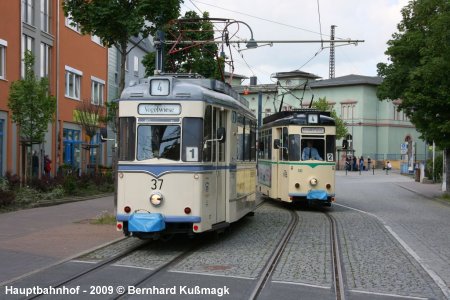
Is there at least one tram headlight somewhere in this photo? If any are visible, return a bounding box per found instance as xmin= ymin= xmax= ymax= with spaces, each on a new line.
xmin=310 ymin=178 xmax=318 ymax=186
xmin=150 ymin=192 xmax=163 ymax=207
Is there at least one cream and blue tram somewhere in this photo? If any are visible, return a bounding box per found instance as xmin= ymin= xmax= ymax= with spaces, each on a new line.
xmin=116 ymin=74 xmax=257 ymax=238
xmin=257 ymin=109 xmax=336 ymax=206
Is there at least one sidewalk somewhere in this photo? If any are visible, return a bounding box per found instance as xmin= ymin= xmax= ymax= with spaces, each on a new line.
xmin=0 ymin=195 xmax=122 ymax=285
xmin=337 ymin=169 xmax=446 ymax=200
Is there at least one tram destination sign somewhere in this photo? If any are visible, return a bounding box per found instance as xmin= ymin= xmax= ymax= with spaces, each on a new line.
xmin=138 ymin=104 xmax=181 ymax=115
xmin=301 ymin=127 xmax=325 ymax=134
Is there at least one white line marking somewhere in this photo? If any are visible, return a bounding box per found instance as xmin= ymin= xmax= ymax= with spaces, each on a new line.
xmin=169 ymin=270 xmax=255 ymax=280
xmin=350 ymin=289 xmax=428 ymax=300
xmin=70 ymin=260 xmax=97 ymax=264
xmin=271 ymin=280 xmax=331 ymax=289
xmin=112 ymin=264 xmax=155 ymax=271
xmin=336 ymin=203 xmax=450 ymax=299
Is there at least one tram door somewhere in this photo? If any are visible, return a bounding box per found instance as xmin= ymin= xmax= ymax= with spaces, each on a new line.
xmin=275 ymin=127 xmax=289 ymax=200
xmin=214 ymin=108 xmax=227 ymax=223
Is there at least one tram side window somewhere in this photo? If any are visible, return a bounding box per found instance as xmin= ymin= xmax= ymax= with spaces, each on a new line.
xmin=250 ymin=121 xmax=256 ymax=161
xmin=203 ymin=106 xmax=212 ymax=162
xmin=182 ymin=118 xmax=202 ymax=162
xmin=119 ymin=117 xmax=136 ymax=161
xmin=236 ymin=114 xmax=244 ymax=161
xmin=279 ymin=127 xmax=289 ymax=161
xmin=288 ymin=134 xmax=300 ymax=161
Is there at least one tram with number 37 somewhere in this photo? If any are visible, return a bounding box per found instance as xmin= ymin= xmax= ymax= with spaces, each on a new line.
xmin=115 ymin=74 xmax=258 ymax=239
xmin=257 ymin=109 xmax=336 ymax=206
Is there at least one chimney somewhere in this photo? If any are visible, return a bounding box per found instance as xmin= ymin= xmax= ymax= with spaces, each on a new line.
xmin=250 ymin=76 xmax=257 ymax=86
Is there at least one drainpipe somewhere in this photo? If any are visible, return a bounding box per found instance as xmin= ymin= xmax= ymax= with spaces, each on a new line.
xmin=55 ymin=0 xmax=60 ymax=174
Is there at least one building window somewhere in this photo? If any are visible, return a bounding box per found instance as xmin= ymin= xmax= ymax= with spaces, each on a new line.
xmin=0 ymin=40 xmax=6 ymax=80
xmin=40 ymin=43 xmax=50 ymax=78
xmin=63 ymin=128 xmax=81 ymax=169
xmin=22 ymin=0 xmax=34 ymax=25
xmin=89 ymin=133 xmax=102 ymax=165
xmin=65 ymin=66 xmax=82 ymax=100
xmin=21 ymin=35 xmax=34 ymax=77
xmin=65 ymin=14 xmax=80 ymax=32
xmin=40 ymin=0 xmax=50 ymax=33
xmin=133 ymin=56 xmax=139 ymax=76
xmin=91 ymin=77 xmax=105 ymax=106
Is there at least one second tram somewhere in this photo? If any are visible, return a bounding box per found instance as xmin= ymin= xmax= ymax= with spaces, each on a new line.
xmin=257 ymin=109 xmax=336 ymax=206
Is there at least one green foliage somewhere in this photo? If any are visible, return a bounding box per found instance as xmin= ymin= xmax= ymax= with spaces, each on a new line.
xmin=377 ymin=0 xmax=450 ymax=149
xmin=91 ymin=211 xmax=116 ymax=225
xmin=312 ymin=97 xmax=348 ymax=140
xmin=63 ymin=0 xmax=182 ymax=93
xmin=143 ymin=11 xmax=222 ymax=79
xmin=8 ymin=51 xmax=56 ymax=144
xmin=425 ymin=155 xmax=443 ymax=182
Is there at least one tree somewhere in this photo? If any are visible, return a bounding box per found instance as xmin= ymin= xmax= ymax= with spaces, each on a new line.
xmin=376 ymin=0 xmax=450 ymax=192
xmin=63 ymin=0 xmax=182 ymax=94
xmin=312 ymin=97 xmax=348 ymax=140
xmin=8 ymin=51 xmax=56 ymax=180
xmin=74 ymin=102 xmax=105 ymax=173
xmin=142 ymin=11 xmax=223 ymax=79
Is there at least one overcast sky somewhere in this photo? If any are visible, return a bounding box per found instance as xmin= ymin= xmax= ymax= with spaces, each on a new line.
xmin=179 ymin=0 xmax=409 ymax=84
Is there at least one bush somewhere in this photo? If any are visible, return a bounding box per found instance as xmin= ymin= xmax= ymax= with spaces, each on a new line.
xmin=0 ymin=190 xmax=15 ymax=206
xmin=425 ymin=155 xmax=443 ymax=182
xmin=15 ymin=187 xmax=42 ymax=204
xmin=5 ymin=172 xmax=20 ymax=190
xmin=62 ymin=175 xmax=78 ymax=195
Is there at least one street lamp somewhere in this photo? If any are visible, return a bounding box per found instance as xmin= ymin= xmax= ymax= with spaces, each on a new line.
xmin=222 ymin=20 xmax=258 ymax=49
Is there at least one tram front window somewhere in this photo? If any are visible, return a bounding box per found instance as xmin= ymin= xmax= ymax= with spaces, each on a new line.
xmin=137 ymin=125 xmax=181 ymax=161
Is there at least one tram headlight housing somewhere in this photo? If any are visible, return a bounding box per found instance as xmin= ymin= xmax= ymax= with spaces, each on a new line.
xmin=150 ymin=192 xmax=163 ymax=207
xmin=310 ymin=178 xmax=318 ymax=186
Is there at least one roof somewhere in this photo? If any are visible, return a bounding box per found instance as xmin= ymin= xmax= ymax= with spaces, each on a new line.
xmin=224 ymin=71 xmax=248 ymax=80
xmin=233 ymin=84 xmax=278 ymax=93
xmin=309 ymin=74 xmax=383 ymax=88
xmin=273 ymin=70 xmax=321 ymax=80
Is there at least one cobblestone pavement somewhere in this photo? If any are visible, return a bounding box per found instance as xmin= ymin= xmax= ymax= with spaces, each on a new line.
xmin=272 ymin=209 xmax=332 ymax=287
xmin=171 ymin=203 xmax=291 ymax=278
xmin=332 ymin=205 xmax=444 ymax=299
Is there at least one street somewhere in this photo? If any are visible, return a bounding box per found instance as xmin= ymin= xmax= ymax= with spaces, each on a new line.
xmin=1 ymin=171 xmax=449 ymax=299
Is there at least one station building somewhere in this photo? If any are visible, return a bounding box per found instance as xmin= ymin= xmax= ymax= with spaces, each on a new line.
xmin=233 ymin=71 xmax=427 ymax=171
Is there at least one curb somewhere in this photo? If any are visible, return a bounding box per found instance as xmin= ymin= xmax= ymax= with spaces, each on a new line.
xmin=30 ymin=193 xmax=114 ymax=208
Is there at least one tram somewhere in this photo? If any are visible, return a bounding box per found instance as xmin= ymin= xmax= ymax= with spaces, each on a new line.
xmin=115 ymin=74 xmax=258 ymax=238
xmin=257 ymin=109 xmax=336 ymax=206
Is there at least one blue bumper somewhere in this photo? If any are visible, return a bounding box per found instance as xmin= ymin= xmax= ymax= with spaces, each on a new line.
xmin=306 ymin=190 xmax=328 ymax=201
xmin=128 ymin=213 xmax=166 ymax=233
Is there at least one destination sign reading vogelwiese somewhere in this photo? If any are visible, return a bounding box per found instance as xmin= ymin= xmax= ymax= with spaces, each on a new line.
xmin=138 ymin=104 xmax=181 ymax=115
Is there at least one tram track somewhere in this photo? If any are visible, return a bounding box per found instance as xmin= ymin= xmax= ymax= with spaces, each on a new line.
xmin=249 ymin=210 xmax=299 ymax=300
xmin=24 ymin=239 xmax=149 ymax=300
xmin=325 ymin=212 xmax=346 ymax=300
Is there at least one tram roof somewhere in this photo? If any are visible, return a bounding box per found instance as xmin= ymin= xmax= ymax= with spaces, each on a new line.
xmin=261 ymin=109 xmax=335 ymax=129
xmin=120 ymin=74 xmax=254 ymax=118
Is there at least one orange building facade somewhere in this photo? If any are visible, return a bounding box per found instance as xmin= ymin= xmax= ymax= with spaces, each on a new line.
xmin=0 ymin=0 xmax=108 ymax=177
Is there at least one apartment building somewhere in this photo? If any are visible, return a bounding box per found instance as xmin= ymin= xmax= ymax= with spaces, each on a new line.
xmin=0 ymin=0 xmax=108 ymax=177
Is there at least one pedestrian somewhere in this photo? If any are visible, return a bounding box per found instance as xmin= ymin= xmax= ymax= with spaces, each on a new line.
xmin=383 ymin=160 xmax=392 ymax=170
xmin=345 ymin=156 xmax=351 ymax=171
xmin=367 ymin=156 xmax=372 ymax=171
xmin=359 ymin=156 xmax=364 ymax=171
xmin=32 ymin=150 xmax=39 ymax=177
xmin=44 ymin=154 xmax=52 ymax=177
xmin=352 ymin=155 xmax=357 ymax=171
